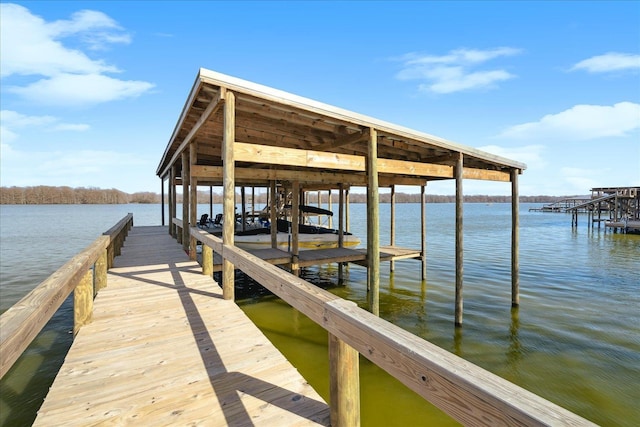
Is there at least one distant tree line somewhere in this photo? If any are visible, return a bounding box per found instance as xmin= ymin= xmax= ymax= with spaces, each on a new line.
xmin=1 ymin=186 xmax=574 ymax=205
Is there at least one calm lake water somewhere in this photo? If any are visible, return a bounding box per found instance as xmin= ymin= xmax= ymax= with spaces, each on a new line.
xmin=0 ymin=203 xmax=638 ymax=426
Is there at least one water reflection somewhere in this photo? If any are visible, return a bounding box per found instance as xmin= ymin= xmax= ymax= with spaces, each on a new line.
xmin=506 ymin=306 xmax=522 ymax=376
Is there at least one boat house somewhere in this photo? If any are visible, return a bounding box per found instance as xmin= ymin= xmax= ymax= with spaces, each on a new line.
xmin=156 ymin=68 xmax=527 ymax=324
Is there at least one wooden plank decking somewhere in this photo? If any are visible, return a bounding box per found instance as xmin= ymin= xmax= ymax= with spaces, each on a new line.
xmin=33 ymin=226 xmax=329 ymax=426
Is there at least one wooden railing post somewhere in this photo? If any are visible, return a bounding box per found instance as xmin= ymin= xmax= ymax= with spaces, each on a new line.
xmin=94 ymin=249 xmax=108 ymax=294
xmin=106 ymin=242 xmax=115 ymax=269
xmin=329 ymin=333 xmax=360 ymax=427
xmin=74 ymin=269 xmax=94 ymax=336
xmin=202 ymin=244 xmax=213 ymax=277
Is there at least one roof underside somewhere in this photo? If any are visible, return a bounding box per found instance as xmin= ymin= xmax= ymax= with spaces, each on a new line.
xmin=157 ymin=68 xmax=526 ymax=188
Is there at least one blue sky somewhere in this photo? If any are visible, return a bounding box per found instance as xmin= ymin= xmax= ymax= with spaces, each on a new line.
xmin=1 ymin=1 xmax=639 ymax=196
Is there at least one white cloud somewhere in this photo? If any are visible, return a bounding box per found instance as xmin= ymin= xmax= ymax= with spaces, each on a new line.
xmin=1 ymin=110 xmax=91 ymax=141
xmin=0 ymin=3 xmax=153 ymax=106
xmin=52 ymin=123 xmax=91 ymax=132
xmin=560 ymin=167 xmax=601 ymax=192
xmin=395 ymin=47 xmax=522 ymax=94
xmin=498 ymin=102 xmax=640 ymax=140
xmin=477 ymin=144 xmax=545 ymax=169
xmin=571 ymin=52 xmax=640 ymax=73
xmin=1 ymin=110 xmax=57 ymax=127
xmin=8 ymin=74 xmax=155 ymax=106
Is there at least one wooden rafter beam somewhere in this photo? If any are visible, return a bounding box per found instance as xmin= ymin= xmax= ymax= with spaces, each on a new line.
xmin=168 ymin=88 xmax=225 ymax=177
xmin=232 ymin=142 xmax=510 ymax=181
xmin=191 ymin=165 xmax=428 ymax=187
xmin=314 ymin=127 xmax=370 ymax=151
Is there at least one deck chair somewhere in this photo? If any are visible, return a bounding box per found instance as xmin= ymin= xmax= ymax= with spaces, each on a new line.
xmin=198 ymin=214 xmax=209 ymax=228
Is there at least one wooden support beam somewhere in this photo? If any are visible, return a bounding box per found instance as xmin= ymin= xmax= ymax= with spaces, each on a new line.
xmin=367 ymin=128 xmax=380 ymax=316
xmin=170 ymin=165 xmax=177 ymax=238
xmin=73 ymin=269 xmax=93 ymax=336
xmin=222 ymin=91 xmax=235 ymax=300
xmin=160 ymin=88 xmax=225 ymax=179
xmin=189 ymin=142 xmax=198 ymax=260
xmin=291 ymin=180 xmax=300 ymax=276
xmin=421 ymin=184 xmax=427 ymax=280
xmin=390 ymin=185 xmax=396 ymax=273
xmin=329 ymin=333 xmax=360 ymax=427
xmin=241 ymin=187 xmax=246 ymax=232
xmin=270 ymin=181 xmax=278 ymax=249
xmin=233 ymin=142 xmax=511 ymax=181
xmin=455 ymin=153 xmax=464 ymax=327
xmin=328 ymin=190 xmax=333 ymax=229
xmin=338 ymin=184 xmax=345 ymax=283
xmin=161 ymin=175 xmax=165 ymax=226
xmin=94 ymin=250 xmax=107 ymax=293
xmin=168 ymin=167 xmax=173 ymax=236
xmin=345 ymin=189 xmax=350 ymax=234
xmin=202 ymin=244 xmax=213 ymax=277
xmin=317 ymin=126 xmax=369 ymax=151
xmin=182 ymin=151 xmax=190 ymax=252
xmin=511 ymin=169 xmax=520 ymax=307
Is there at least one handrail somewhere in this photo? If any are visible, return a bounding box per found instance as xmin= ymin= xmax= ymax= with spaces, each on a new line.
xmin=0 ymin=213 xmax=134 ymax=379
xmin=190 ymin=227 xmax=596 ymax=426
xmin=566 ymin=194 xmax=616 ymax=211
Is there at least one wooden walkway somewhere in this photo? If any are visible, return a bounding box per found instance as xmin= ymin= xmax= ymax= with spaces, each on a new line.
xmin=33 ymin=226 xmax=330 ymax=426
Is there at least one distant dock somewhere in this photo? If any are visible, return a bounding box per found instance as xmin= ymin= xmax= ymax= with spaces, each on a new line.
xmin=531 ymin=186 xmax=639 ymax=233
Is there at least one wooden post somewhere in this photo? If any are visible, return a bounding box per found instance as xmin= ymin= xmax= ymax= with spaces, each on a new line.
xmin=421 ymin=184 xmax=427 ymax=280
xmin=328 ymin=190 xmax=333 ymax=229
xmin=209 ymin=186 xmax=213 ymax=219
xmin=182 ymin=150 xmax=190 ymax=252
xmin=241 ymin=186 xmax=246 ymax=232
xmin=251 ymin=186 xmax=255 ymax=223
xmin=202 ymin=244 xmax=213 ymax=277
xmin=270 ymin=181 xmax=278 ymax=249
xmin=367 ymin=128 xmax=380 ymax=316
xmin=345 ymin=188 xmax=350 ymax=234
xmin=161 ymin=175 xmax=165 ymax=226
xmin=317 ymin=190 xmax=322 ymax=225
xmin=222 ymin=90 xmax=236 ymax=300
xmin=189 ymin=142 xmax=198 ymax=260
xmin=291 ymin=180 xmax=300 ymax=276
xmin=455 ymin=153 xmax=464 ymax=326
xmin=511 ymin=169 xmax=520 ymax=307
xmin=338 ymin=183 xmax=345 ymax=283
xmin=390 ymin=185 xmax=396 ymax=272
xmin=171 ymin=165 xmax=177 ymax=238
xmin=94 ymin=249 xmax=107 ymax=294
xmin=168 ymin=167 xmax=173 ymax=236
xmin=329 ymin=333 xmax=360 ymax=427
xmin=74 ymin=269 xmax=94 ymax=336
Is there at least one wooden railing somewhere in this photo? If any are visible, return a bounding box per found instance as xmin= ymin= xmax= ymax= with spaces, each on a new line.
xmin=0 ymin=213 xmax=134 ymax=379
xmin=190 ymin=227 xmax=595 ymax=426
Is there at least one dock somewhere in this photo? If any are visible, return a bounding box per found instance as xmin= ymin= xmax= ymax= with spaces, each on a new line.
xmin=207 ymin=246 xmax=422 ymax=271
xmin=1 ymin=214 xmax=597 ymax=426
xmin=32 ymin=226 xmax=330 ymax=426
xmin=566 ymin=187 xmax=639 ymax=232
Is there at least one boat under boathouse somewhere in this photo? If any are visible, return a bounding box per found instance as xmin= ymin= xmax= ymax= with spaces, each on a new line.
xmin=156 ymin=68 xmax=527 ymax=325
